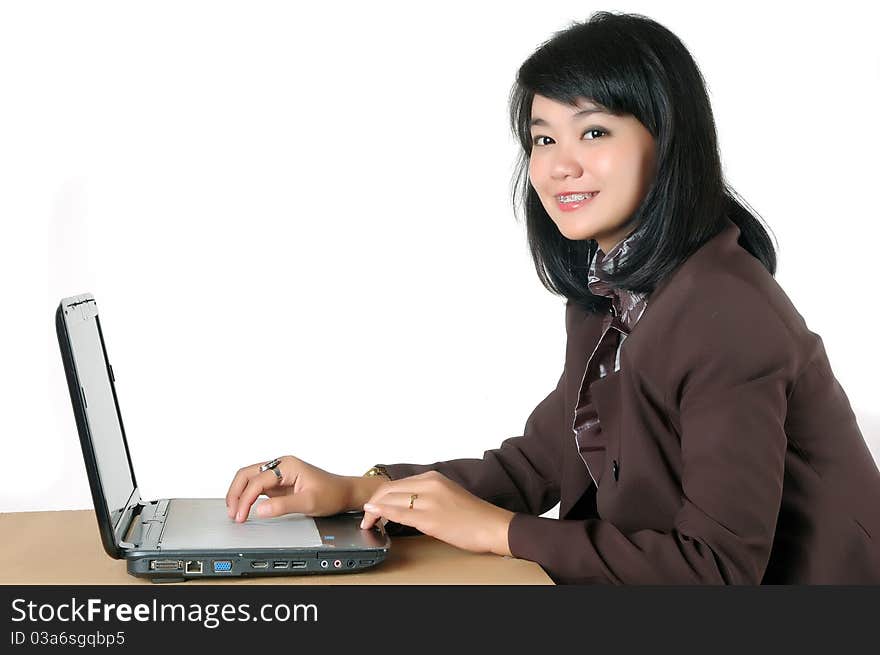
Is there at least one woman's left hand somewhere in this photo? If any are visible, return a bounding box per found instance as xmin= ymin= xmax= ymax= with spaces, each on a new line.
xmin=359 ymin=471 xmax=515 ymax=557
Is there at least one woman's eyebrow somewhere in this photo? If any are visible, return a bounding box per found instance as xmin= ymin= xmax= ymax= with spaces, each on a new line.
xmin=529 ymin=108 xmax=608 ymax=128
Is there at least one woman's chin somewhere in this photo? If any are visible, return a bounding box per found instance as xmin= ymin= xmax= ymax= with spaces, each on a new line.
xmin=554 ymin=222 xmax=596 ymax=242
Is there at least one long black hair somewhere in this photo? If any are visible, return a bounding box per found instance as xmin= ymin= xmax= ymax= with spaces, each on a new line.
xmin=508 ymin=11 xmax=777 ymax=314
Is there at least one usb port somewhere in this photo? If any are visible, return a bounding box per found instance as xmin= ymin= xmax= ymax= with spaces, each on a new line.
xmin=251 ymin=560 xmax=269 ymax=569
xmin=290 ymin=561 xmax=307 ymax=569
xmin=273 ymin=561 xmax=289 ymax=569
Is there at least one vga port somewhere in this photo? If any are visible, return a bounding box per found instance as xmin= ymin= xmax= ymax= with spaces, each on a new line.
xmin=212 ymin=560 xmax=233 ymax=572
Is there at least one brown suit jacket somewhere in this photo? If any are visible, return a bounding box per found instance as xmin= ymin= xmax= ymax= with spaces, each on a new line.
xmin=382 ymin=217 xmax=880 ymax=584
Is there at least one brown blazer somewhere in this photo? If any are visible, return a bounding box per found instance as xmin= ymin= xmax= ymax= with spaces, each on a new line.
xmin=382 ymin=217 xmax=880 ymax=584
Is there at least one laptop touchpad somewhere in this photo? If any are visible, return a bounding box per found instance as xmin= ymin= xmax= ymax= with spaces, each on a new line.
xmin=158 ymin=498 xmax=323 ymax=549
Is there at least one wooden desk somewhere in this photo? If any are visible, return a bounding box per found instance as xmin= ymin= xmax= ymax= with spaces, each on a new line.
xmin=0 ymin=509 xmax=553 ymax=585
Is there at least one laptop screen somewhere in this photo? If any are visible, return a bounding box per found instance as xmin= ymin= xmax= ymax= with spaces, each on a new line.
xmin=61 ymin=297 xmax=136 ymax=528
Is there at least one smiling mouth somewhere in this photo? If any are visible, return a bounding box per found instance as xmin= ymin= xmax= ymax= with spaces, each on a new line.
xmin=557 ymin=191 xmax=599 ymax=203
xmin=555 ymin=191 xmax=599 ymax=211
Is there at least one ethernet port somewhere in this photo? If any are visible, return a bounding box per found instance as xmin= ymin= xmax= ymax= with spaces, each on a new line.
xmin=185 ymin=561 xmax=203 ymax=574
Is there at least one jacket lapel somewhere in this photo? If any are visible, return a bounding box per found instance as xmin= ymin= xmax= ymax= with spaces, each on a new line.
xmin=561 ymin=367 xmax=623 ymax=518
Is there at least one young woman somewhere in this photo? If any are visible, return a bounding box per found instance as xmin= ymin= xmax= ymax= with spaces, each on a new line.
xmin=225 ymin=12 xmax=880 ymax=584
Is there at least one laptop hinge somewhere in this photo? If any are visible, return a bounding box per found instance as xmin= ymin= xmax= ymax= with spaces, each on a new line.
xmin=114 ymin=488 xmax=145 ymax=550
xmin=122 ymin=499 xmax=169 ymax=549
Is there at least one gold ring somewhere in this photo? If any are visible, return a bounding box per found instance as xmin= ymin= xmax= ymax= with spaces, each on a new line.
xmin=409 ymin=493 xmax=418 ymax=510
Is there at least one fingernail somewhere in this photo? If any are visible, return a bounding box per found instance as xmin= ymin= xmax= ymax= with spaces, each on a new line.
xmin=236 ymin=511 xmax=243 ymax=521
xmin=256 ymin=505 xmax=267 ymax=517
xmin=364 ymin=503 xmax=378 ymax=512
xmin=359 ymin=520 xmax=365 ymax=529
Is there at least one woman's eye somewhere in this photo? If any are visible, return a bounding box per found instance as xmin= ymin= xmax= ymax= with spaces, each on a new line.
xmin=531 ymin=129 xmax=607 ymax=147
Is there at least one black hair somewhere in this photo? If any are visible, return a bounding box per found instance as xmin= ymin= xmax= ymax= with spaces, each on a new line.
xmin=508 ymin=11 xmax=777 ymax=314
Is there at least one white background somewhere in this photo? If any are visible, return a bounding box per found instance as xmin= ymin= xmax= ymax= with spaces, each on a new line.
xmin=1 ymin=1 xmax=878 ymax=515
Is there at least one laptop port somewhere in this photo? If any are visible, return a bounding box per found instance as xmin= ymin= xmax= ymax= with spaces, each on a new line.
xmin=273 ymin=561 xmax=289 ymax=569
xmin=212 ymin=560 xmax=233 ymax=573
xmin=185 ymin=561 xmax=203 ymax=574
xmin=320 ymin=560 xmax=329 ymax=569
xmin=251 ymin=561 xmax=269 ymax=569
xmin=291 ymin=561 xmax=307 ymax=569
xmin=346 ymin=560 xmax=356 ymax=568
xmin=333 ymin=559 xmax=342 ymax=569
xmin=150 ymin=559 xmax=183 ymax=571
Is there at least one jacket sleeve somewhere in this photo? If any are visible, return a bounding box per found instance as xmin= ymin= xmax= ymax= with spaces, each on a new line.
xmin=507 ymin=293 xmax=797 ymax=584
xmin=378 ymin=367 xmax=566 ymax=536
xmin=376 ymin=303 xmax=576 ymax=537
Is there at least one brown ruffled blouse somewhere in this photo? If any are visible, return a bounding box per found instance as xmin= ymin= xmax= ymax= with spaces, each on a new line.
xmin=573 ymin=230 xmax=649 ymax=488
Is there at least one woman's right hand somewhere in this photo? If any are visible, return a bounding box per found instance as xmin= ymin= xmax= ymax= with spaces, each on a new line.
xmin=225 ymin=455 xmax=367 ymax=522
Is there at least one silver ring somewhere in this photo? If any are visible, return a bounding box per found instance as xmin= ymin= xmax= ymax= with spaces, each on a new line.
xmin=259 ymin=458 xmax=282 ymax=473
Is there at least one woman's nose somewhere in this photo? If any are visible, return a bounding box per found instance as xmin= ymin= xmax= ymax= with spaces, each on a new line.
xmin=549 ymin=147 xmax=584 ymax=179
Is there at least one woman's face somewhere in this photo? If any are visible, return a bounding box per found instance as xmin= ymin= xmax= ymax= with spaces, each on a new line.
xmin=528 ymin=94 xmax=657 ymax=253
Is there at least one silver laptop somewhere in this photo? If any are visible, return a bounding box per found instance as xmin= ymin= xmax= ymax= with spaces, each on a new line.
xmin=55 ymin=293 xmax=390 ymax=583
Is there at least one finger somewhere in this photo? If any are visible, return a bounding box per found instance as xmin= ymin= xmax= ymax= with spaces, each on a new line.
xmin=362 ymin=500 xmax=420 ymax=531
xmin=359 ymin=473 xmax=441 ymax=530
xmin=360 ymin=484 xmax=424 ymax=529
xmin=360 ymin=509 xmax=390 ymax=530
xmin=233 ymin=470 xmax=283 ymax=522
xmin=360 ymin=509 xmax=382 ymax=530
xmin=225 ymin=462 xmax=266 ymax=518
xmin=253 ymin=488 xmax=320 ymax=518
xmin=362 ymin=492 xmax=427 ymax=529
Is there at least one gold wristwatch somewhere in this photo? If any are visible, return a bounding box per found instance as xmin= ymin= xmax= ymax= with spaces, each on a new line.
xmin=363 ymin=465 xmax=391 ymax=481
